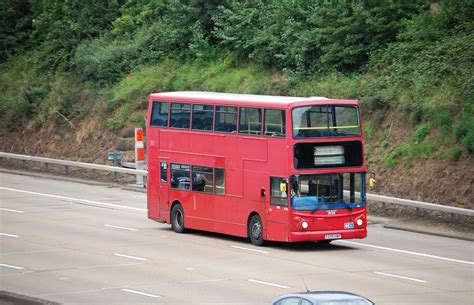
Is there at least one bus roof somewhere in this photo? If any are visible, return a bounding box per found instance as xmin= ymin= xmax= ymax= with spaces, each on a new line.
xmin=149 ymin=91 xmax=359 ymax=108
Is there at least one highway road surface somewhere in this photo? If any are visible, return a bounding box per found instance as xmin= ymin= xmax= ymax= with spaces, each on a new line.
xmin=1 ymin=171 xmax=473 ymax=304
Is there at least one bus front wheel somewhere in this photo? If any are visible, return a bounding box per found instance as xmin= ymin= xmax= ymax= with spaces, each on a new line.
xmin=249 ymin=215 xmax=265 ymax=246
xmin=171 ymin=204 xmax=185 ymax=233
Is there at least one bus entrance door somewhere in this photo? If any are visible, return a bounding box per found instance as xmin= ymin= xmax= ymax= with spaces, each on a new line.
xmin=266 ymin=178 xmax=290 ymax=242
xmin=159 ymin=160 xmax=170 ymax=221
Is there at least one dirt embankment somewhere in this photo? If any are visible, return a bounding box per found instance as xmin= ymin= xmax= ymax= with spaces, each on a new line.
xmin=1 ymin=116 xmax=137 ymax=165
xmin=365 ymin=111 xmax=473 ymax=209
xmin=1 ymin=111 xmax=473 ymax=208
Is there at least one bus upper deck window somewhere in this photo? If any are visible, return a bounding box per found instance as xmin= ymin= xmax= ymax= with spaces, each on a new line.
xmin=150 ymin=101 xmax=169 ymax=127
xmin=239 ymin=107 xmax=262 ymax=135
xmin=192 ymin=104 xmax=214 ymax=131
xmin=170 ymin=103 xmax=191 ymax=129
xmin=264 ymin=109 xmax=285 ymax=137
xmin=215 ymin=106 xmax=237 ymax=133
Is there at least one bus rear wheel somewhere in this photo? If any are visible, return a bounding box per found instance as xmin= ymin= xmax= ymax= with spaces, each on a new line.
xmin=171 ymin=204 xmax=185 ymax=233
xmin=249 ymin=215 xmax=265 ymax=246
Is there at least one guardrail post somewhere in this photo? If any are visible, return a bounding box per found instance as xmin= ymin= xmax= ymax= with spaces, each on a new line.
xmin=135 ymin=128 xmax=145 ymax=187
xmin=44 ymin=163 xmax=48 ymax=172
xmin=65 ymin=165 xmax=69 ymax=174
xmin=92 ymin=169 xmax=96 ymax=179
xmin=22 ymin=160 xmax=26 ymax=168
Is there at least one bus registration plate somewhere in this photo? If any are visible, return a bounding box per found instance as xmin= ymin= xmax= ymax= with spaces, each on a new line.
xmin=324 ymin=234 xmax=341 ymax=240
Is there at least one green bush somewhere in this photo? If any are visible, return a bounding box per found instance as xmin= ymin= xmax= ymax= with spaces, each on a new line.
xmin=412 ymin=123 xmax=430 ymax=144
xmin=131 ymin=114 xmax=146 ymax=129
xmin=439 ymin=147 xmax=462 ymax=161
xmin=364 ymin=122 xmax=375 ymax=140
xmin=409 ymin=141 xmax=436 ymax=159
xmin=214 ymin=1 xmax=425 ymax=72
xmin=74 ymin=37 xmax=140 ymax=84
xmin=104 ymin=103 xmax=132 ymax=131
xmin=454 ymin=112 xmax=474 ymax=152
xmin=0 ymin=54 xmax=46 ymax=129
xmin=462 ymin=132 xmax=474 ymax=153
xmin=385 ymin=157 xmax=397 ymax=169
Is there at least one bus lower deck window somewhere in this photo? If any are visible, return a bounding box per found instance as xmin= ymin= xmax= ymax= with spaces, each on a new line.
xmin=215 ymin=168 xmax=225 ymax=195
xmin=171 ymin=163 xmax=190 ymax=190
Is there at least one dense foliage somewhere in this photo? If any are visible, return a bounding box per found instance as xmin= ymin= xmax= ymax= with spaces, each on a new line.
xmin=1 ymin=0 xmax=473 ymax=156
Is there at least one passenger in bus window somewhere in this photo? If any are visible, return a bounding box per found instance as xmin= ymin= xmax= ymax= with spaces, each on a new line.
xmin=192 ymin=172 xmax=210 ymax=192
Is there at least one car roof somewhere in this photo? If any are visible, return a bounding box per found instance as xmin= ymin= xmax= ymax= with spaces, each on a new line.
xmin=274 ymin=291 xmax=374 ymax=303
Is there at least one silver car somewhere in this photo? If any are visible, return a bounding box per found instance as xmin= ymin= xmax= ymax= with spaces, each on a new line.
xmin=271 ymin=291 xmax=375 ymax=305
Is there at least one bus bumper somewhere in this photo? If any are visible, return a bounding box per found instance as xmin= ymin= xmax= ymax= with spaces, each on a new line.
xmin=289 ymin=228 xmax=367 ymax=242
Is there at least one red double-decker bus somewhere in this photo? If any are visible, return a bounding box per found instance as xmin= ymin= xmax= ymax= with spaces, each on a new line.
xmin=146 ymin=91 xmax=367 ymax=246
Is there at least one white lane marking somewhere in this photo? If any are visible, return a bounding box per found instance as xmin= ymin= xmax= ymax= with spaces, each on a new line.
xmin=248 ymin=279 xmax=289 ymax=289
xmin=78 ymin=263 xmax=141 ymax=270
xmin=120 ymin=289 xmax=161 ymax=298
xmin=104 ymin=224 xmax=138 ymax=231
xmin=231 ymin=245 xmax=269 ymax=254
xmin=0 ymin=187 xmax=146 ymax=213
xmin=0 ymin=233 xmax=20 ymax=238
xmin=113 ymin=253 xmax=148 ymax=261
xmin=374 ymin=271 xmax=427 ymax=283
xmin=0 ymin=263 xmax=25 ymax=270
xmin=0 ymin=207 xmax=24 ymax=213
xmin=336 ymin=240 xmax=474 ymax=266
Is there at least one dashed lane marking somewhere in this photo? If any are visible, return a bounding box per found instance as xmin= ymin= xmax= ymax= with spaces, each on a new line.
xmin=231 ymin=245 xmax=269 ymax=254
xmin=0 ymin=233 xmax=20 ymax=237
xmin=336 ymin=240 xmax=474 ymax=266
xmin=0 ymin=207 xmax=24 ymax=213
xmin=373 ymin=271 xmax=427 ymax=283
xmin=248 ymin=279 xmax=289 ymax=289
xmin=0 ymin=187 xmax=146 ymax=213
xmin=104 ymin=224 xmax=138 ymax=231
xmin=120 ymin=289 xmax=161 ymax=298
xmin=113 ymin=253 xmax=148 ymax=261
xmin=0 ymin=263 xmax=25 ymax=270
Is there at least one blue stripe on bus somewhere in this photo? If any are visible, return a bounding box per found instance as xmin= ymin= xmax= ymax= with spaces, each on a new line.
xmin=291 ymin=197 xmax=366 ymax=210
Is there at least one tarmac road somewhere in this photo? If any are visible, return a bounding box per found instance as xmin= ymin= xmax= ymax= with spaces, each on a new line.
xmin=0 ymin=171 xmax=473 ymax=305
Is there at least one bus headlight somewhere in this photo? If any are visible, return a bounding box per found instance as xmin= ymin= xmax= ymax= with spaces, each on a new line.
xmin=356 ymin=218 xmax=363 ymax=226
xmin=301 ymin=221 xmax=309 ymax=229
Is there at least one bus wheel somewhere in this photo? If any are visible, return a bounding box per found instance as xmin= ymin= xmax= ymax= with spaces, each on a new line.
xmin=171 ymin=204 xmax=185 ymax=233
xmin=249 ymin=215 xmax=264 ymax=246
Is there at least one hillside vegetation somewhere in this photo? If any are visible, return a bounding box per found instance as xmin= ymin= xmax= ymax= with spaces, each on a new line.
xmin=1 ymin=1 xmax=473 ymax=169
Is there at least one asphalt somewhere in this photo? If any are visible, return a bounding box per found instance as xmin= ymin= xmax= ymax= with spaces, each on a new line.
xmin=0 ymin=171 xmax=473 ymax=305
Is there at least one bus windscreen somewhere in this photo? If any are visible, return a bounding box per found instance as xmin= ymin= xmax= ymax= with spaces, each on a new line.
xmin=292 ymin=105 xmax=360 ymax=138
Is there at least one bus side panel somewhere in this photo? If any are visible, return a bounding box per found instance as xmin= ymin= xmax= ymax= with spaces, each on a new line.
xmin=266 ymin=219 xmax=289 ymax=242
xmin=182 ymin=195 xmax=248 ymax=238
